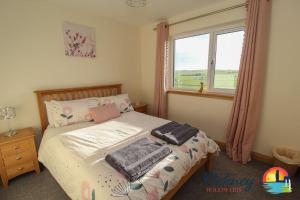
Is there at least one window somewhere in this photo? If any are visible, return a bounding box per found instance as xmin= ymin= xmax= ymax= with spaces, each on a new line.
xmin=174 ymin=33 xmax=210 ymax=90
xmin=171 ymin=25 xmax=244 ymax=94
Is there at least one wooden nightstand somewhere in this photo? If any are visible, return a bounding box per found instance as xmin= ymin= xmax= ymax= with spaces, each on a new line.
xmin=132 ymin=103 xmax=148 ymax=114
xmin=0 ymin=127 xmax=40 ymax=188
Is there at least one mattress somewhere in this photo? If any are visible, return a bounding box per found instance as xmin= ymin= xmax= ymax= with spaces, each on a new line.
xmin=38 ymin=111 xmax=219 ymax=200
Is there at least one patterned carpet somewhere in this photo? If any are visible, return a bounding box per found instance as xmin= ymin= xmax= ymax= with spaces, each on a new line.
xmin=0 ymin=152 xmax=299 ymax=200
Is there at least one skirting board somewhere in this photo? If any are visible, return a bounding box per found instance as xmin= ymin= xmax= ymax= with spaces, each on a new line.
xmin=215 ymin=140 xmax=274 ymax=164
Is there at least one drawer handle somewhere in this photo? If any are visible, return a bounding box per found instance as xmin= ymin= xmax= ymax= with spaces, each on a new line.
xmin=16 ymin=156 xmax=22 ymax=160
xmin=14 ymin=146 xmax=20 ymax=150
xmin=18 ymin=167 xmax=24 ymax=171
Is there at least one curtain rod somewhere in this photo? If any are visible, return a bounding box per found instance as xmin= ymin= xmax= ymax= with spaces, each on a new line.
xmin=153 ymin=3 xmax=246 ymax=31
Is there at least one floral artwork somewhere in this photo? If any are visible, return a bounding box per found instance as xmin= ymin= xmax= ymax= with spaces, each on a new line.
xmin=63 ymin=22 xmax=96 ymax=58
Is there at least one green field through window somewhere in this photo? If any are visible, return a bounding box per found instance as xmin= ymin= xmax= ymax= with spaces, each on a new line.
xmin=174 ymin=70 xmax=238 ymax=90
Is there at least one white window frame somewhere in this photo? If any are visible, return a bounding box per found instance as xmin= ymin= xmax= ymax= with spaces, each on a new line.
xmin=169 ymin=22 xmax=245 ymax=94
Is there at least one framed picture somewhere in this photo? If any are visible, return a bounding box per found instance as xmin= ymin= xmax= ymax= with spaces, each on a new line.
xmin=63 ymin=22 xmax=96 ymax=58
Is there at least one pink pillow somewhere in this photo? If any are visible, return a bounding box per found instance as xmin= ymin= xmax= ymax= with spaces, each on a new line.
xmin=89 ymin=103 xmax=120 ymax=123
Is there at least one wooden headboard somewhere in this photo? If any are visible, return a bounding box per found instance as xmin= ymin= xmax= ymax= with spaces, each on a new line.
xmin=34 ymin=84 xmax=122 ymax=132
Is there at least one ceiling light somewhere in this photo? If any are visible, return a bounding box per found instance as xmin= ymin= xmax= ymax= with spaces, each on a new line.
xmin=126 ymin=0 xmax=147 ymax=8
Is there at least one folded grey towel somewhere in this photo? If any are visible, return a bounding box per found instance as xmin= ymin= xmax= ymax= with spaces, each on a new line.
xmin=151 ymin=122 xmax=198 ymax=145
xmin=105 ymin=138 xmax=171 ymax=182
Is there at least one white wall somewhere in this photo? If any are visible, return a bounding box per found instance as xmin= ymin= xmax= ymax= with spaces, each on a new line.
xmin=253 ymin=0 xmax=300 ymax=155
xmin=0 ymin=0 xmax=141 ymax=133
xmin=140 ymin=0 xmax=300 ymax=156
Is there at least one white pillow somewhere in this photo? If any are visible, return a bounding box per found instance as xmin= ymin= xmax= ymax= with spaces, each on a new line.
xmin=45 ymin=97 xmax=100 ymax=127
xmin=45 ymin=101 xmax=55 ymax=126
xmin=99 ymin=94 xmax=134 ymax=113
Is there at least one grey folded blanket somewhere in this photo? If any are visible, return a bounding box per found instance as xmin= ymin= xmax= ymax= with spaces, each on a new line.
xmin=105 ymin=138 xmax=171 ymax=182
xmin=151 ymin=121 xmax=198 ymax=145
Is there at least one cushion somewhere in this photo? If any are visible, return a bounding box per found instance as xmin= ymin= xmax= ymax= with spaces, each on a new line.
xmin=89 ymin=103 xmax=121 ymax=123
xmin=99 ymin=94 xmax=134 ymax=113
xmin=45 ymin=97 xmax=100 ymax=127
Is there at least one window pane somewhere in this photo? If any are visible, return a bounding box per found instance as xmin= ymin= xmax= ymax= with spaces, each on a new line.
xmin=214 ymin=30 xmax=244 ymax=90
xmin=174 ymin=34 xmax=210 ymax=90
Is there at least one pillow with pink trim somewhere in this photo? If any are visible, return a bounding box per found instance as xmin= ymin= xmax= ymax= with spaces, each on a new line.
xmin=99 ymin=94 xmax=134 ymax=113
xmin=45 ymin=97 xmax=100 ymax=127
xmin=89 ymin=103 xmax=121 ymax=123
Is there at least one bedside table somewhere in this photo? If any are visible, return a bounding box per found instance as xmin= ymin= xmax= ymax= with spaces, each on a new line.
xmin=0 ymin=127 xmax=40 ymax=188
xmin=132 ymin=103 xmax=148 ymax=114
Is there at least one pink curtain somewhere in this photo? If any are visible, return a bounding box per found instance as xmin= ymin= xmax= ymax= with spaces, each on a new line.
xmin=226 ymin=0 xmax=271 ymax=164
xmin=153 ymin=22 xmax=169 ymax=118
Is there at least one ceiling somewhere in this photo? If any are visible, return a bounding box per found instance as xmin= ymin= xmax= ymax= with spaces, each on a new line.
xmin=50 ymin=0 xmax=224 ymax=26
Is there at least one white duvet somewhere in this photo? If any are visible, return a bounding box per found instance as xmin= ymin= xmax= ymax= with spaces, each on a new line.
xmin=38 ymin=111 xmax=219 ymax=200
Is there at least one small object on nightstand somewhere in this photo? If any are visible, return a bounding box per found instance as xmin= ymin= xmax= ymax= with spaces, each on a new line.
xmin=0 ymin=127 xmax=40 ymax=188
xmin=132 ymin=103 xmax=148 ymax=114
xmin=0 ymin=106 xmax=17 ymax=137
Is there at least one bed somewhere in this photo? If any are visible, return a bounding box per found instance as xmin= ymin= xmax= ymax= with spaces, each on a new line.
xmin=35 ymin=84 xmax=219 ymax=200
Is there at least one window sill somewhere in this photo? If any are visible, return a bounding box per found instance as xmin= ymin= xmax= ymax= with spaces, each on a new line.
xmin=167 ymin=89 xmax=234 ymax=100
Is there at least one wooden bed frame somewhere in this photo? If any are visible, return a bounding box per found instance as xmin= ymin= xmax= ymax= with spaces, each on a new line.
xmin=34 ymin=84 xmax=212 ymax=200
xmin=35 ymin=84 xmax=122 ymax=132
